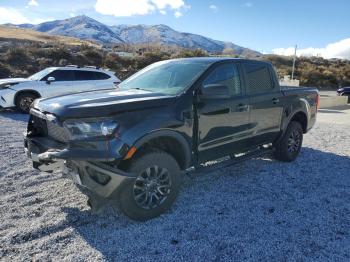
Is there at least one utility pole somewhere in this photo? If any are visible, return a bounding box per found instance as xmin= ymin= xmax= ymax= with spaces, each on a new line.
xmin=291 ymin=45 xmax=297 ymax=80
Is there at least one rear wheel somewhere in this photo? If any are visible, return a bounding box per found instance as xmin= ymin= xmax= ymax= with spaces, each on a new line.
xmin=16 ymin=93 xmax=38 ymax=113
xmin=274 ymin=121 xmax=303 ymax=162
xmin=117 ymin=149 xmax=182 ymax=221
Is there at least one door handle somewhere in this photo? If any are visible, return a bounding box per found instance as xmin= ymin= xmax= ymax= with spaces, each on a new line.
xmin=272 ymin=98 xmax=280 ymax=104
xmin=237 ymin=103 xmax=249 ymax=111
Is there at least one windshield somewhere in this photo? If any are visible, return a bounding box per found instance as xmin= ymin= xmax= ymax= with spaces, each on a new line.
xmin=119 ymin=60 xmax=210 ymax=95
xmin=29 ymin=68 xmax=55 ymax=81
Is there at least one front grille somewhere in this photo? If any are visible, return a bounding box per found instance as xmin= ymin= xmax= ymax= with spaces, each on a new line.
xmin=46 ymin=120 xmax=71 ymax=143
xmin=28 ymin=109 xmax=70 ymax=143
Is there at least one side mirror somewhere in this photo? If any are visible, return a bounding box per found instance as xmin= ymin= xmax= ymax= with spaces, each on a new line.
xmin=46 ymin=77 xmax=55 ymax=84
xmin=200 ymin=84 xmax=230 ymax=99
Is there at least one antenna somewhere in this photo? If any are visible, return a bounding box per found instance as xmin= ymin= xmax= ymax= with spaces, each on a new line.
xmin=291 ymin=45 xmax=297 ymax=80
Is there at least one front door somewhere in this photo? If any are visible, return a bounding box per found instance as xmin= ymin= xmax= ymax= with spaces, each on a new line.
xmin=196 ymin=62 xmax=254 ymax=163
xmin=40 ymin=69 xmax=74 ymax=97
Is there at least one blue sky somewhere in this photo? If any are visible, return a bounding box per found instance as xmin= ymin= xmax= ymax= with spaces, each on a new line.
xmin=0 ymin=0 xmax=349 ymax=58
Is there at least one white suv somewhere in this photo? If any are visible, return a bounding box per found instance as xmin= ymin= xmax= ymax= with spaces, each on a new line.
xmin=0 ymin=66 xmax=120 ymax=113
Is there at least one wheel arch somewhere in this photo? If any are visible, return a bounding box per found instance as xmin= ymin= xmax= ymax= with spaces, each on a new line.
xmin=276 ymin=110 xmax=308 ymax=145
xmin=289 ymin=111 xmax=308 ymax=133
xmin=132 ymin=130 xmax=192 ymax=170
xmin=14 ymin=89 xmax=41 ymax=105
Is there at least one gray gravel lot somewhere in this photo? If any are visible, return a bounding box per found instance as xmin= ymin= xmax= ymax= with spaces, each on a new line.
xmin=0 ymin=108 xmax=349 ymax=261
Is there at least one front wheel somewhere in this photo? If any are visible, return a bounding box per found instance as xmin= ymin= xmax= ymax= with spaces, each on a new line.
xmin=117 ymin=149 xmax=182 ymax=221
xmin=16 ymin=93 xmax=38 ymax=113
xmin=274 ymin=121 xmax=303 ymax=162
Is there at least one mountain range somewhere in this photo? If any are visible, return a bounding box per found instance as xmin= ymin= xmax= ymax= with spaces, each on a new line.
xmin=5 ymin=15 xmax=259 ymax=56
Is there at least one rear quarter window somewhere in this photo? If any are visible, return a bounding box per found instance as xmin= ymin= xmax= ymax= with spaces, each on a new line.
xmin=243 ymin=62 xmax=273 ymax=94
xmin=94 ymin=72 xmax=111 ymax=80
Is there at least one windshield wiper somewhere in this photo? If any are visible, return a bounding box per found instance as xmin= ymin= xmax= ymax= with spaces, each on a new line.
xmin=130 ymin=87 xmax=153 ymax=92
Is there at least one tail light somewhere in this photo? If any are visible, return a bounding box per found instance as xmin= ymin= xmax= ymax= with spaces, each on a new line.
xmin=316 ymin=93 xmax=320 ymax=110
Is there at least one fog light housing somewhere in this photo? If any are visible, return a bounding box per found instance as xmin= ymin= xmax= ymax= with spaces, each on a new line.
xmin=86 ymin=167 xmax=111 ymax=185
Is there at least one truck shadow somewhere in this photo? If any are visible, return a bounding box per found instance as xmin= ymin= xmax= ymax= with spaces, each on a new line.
xmin=61 ymin=147 xmax=350 ymax=261
xmin=0 ymin=110 xmax=29 ymax=122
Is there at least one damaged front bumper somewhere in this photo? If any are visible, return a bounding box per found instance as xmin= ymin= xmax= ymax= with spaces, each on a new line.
xmin=24 ymin=136 xmax=137 ymax=199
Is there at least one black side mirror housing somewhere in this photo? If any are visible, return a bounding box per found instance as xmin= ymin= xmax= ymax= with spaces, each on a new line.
xmin=200 ymin=84 xmax=230 ymax=99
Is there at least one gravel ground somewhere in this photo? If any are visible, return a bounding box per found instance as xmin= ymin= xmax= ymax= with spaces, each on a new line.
xmin=0 ymin=108 xmax=349 ymax=261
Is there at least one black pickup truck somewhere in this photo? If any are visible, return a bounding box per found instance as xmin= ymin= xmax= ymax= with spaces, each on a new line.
xmin=24 ymin=58 xmax=319 ymax=221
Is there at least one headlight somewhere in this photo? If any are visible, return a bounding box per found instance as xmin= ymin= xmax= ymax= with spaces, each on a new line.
xmin=63 ymin=119 xmax=118 ymax=139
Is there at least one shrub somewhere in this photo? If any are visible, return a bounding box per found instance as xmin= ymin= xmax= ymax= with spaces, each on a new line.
xmin=0 ymin=63 xmax=11 ymax=78
xmin=4 ymin=48 xmax=31 ymax=67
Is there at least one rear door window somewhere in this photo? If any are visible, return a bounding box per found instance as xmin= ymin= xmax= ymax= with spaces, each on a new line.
xmin=243 ymin=62 xmax=273 ymax=94
xmin=74 ymin=71 xmax=96 ymax=81
xmin=74 ymin=71 xmax=111 ymax=81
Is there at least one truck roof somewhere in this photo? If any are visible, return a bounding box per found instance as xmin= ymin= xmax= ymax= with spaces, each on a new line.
xmin=169 ymin=57 xmax=271 ymax=65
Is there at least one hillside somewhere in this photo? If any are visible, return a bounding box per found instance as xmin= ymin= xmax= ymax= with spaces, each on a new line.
xmin=0 ymin=40 xmax=349 ymax=89
xmin=7 ymin=15 xmax=260 ymax=56
xmin=0 ymin=25 xmax=99 ymax=47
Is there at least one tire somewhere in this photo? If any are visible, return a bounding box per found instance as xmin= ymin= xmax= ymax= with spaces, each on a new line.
xmin=340 ymin=93 xmax=350 ymax=103
xmin=16 ymin=93 xmax=38 ymax=113
xmin=274 ymin=121 xmax=303 ymax=162
xmin=117 ymin=149 xmax=182 ymax=221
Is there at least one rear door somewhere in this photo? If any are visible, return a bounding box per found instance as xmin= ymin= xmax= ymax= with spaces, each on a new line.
xmin=72 ymin=70 xmax=98 ymax=92
xmin=197 ymin=61 xmax=254 ymax=163
xmin=73 ymin=71 xmax=115 ymax=92
xmin=242 ymin=61 xmax=283 ymax=145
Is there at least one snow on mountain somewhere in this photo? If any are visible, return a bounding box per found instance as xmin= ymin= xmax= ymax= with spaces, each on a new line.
xmin=110 ymin=24 xmax=224 ymax=52
xmin=10 ymin=16 xmax=259 ymax=55
xmin=28 ymin=16 xmax=124 ymax=44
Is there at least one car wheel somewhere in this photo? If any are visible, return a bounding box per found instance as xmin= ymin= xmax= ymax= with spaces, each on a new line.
xmin=340 ymin=93 xmax=350 ymax=102
xmin=117 ymin=149 xmax=182 ymax=221
xmin=16 ymin=93 xmax=38 ymax=113
xmin=274 ymin=121 xmax=303 ymax=162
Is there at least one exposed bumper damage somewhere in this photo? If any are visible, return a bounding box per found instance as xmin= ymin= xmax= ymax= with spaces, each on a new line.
xmin=24 ymin=133 xmax=137 ymax=212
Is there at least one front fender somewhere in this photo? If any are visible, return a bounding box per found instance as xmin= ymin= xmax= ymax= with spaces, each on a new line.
xmin=0 ymin=88 xmax=17 ymax=107
xmin=130 ymin=129 xmax=192 ymax=169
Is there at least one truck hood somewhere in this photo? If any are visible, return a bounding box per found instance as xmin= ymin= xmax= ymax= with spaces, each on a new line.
xmin=33 ymin=88 xmax=176 ymax=120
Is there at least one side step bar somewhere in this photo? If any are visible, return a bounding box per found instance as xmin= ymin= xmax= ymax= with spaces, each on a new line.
xmin=187 ymin=145 xmax=274 ymax=176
